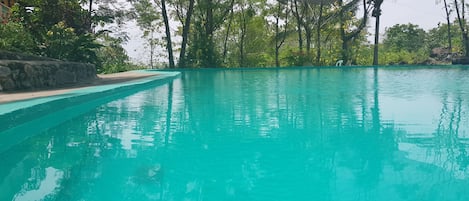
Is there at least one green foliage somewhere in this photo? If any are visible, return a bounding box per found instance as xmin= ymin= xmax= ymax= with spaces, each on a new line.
xmin=2 ymin=0 xmax=139 ymax=74
xmin=43 ymin=21 xmax=100 ymax=63
xmin=13 ymin=0 xmax=89 ymax=36
xmin=283 ymin=49 xmax=310 ymax=66
xmin=5 ymin=0 xmax=449 ymax=69
xmin=186 ymin=17 xmax=221 ymax=68
xmin=379 ymin=48 xmax=428 ymax=65
xmin=247 ymin=52 xmax=273 ymax=67
xmin=96 ymin=34 xmax=137 ymax=74
xmin=222 ymin=12 xmax=272 ymax=67
xmin=6 ymin=0 xmax=117 ymax=67
xmin=354 ymin=44 xmax=373 ymax=65
xmin=427 ymin=22 xmax=462 ymax=52
xmin=379 ymin=23 xmax=439 ymax=65
xmin=42 ymin=21 xmax=80 ymax=60
xmin=383 ymin=24 xmax=427 ymax=52
xmin=320 ymin=38 xmax=342 ymax=66
xmin=133 ymin=0 xmax=160 ymax=30
xmin=98 ymin=62 xmax=145 ymax=74
xmin=184 ymin=0 xmax=235 ymax=68
xmin=0 ymin=22 xmax=36 ymax=53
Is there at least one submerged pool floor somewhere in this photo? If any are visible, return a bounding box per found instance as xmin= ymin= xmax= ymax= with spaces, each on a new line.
xmin=1 ymin=67 xmax=469 ymax=201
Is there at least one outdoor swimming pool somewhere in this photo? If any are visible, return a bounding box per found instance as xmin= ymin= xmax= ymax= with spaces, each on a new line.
xmin=1 ymin=67 xmax=469 ymax=201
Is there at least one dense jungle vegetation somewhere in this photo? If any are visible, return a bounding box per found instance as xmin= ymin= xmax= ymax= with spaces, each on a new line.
xmin=0 ymin=0 xmax=468 ymax=72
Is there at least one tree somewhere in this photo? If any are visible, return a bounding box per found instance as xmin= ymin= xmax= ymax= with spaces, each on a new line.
xmin=0 ymin=22 xmax=36 ymax=53
xmin=291 ymin=0 xmax=336 ymax=65
xmin=313 ymin=0 xmax=335 ymax=65
xmin=161 ymin=0 xmax=176 ymax=68
xmin=10 ymin=0 xmax=102 ymax=63
xmin=383 ymin=23 xmax=427 ymax=52
xmin=337 ymin=0 xmax=371 ymax=65
xmin=300 ymin=0 xmax=313 ymax=57
xmin=132 ymin=0 xmax=160 ymax=68
xmin=271 ymin=0 xmax=290 ymax=67
xmin=442 ymin=0 xmax=452 ymax=55
xmin=427 ymin=22 xmax=462 ymax=54
xmin=187 ymin=0 xmax=234 ymax=67
xmin=95 ymin=33 xmax=132 ymax=73
xmin=232 ymin=0 xmax=266 ymax=67
xmin=80 ymin=0 xmax=128 ymax=33
xmin=173 ymin=0 xmax=196 ymax=68
xmin=221 ymin=3 xmax=234 ymax=65
xmin=370 ymin=0 xmax=383 ymax=66
xmin=453 ymin=0 xmax=469 ymax=56
xmin=237 ymin=1 xmax=250 ymax=67
xmin=43 ymin=21 xmax=100 ymax=62
xmin=380 ymin=23 xmax=428 ymax=65
xmin=14 ymin=0 xmax=89 ymax=36
xmin=292 ymin=0 xmax=303 ymax=53
xmin=225 ymin=0 xmax=269 ymax=67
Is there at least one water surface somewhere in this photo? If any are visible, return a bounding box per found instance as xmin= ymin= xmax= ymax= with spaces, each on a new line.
xmin=1 ymin=67 xmax=469 ymax=201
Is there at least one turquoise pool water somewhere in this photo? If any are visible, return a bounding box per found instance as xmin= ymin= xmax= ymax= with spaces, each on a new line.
xmin=1 ymin=67 xmax=469 ymax=201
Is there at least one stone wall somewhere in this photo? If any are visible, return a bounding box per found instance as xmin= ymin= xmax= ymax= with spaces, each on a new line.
xmin=0 ymin=60 xmax=96 ymax=91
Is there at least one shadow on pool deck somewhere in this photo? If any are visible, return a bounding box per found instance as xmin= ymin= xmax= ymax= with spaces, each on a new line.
xmin=0 ymin=71 xmax=159 ymax=104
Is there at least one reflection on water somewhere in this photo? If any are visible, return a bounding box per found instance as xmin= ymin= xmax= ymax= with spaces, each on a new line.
xmin=1 ymin=67 xmax=469 ymax=200
xmin=13 ymin=167 xmax=64 ymax=201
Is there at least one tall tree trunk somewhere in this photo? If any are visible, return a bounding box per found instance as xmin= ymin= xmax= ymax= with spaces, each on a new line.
xmin=372 ymin=14 xmax=380 ymax=66
xmin=88 ymin=0 xmax=93 ymax=33
xmin=372 ymin=0 xmax=383 ymax=66
xmin=293 ymin=0 xmax=303 ymax=52
xmin=301 ymin=1 xmax=314 ymax=63
xmin=338 ymin=0 xmax=347 ymax=63
xmin=275 ymin=8 xmax=281 ymax=67
xmin=339 ymin=0 xmax=369 ymax=65
xmin=443 ymin=0 xmax=452 ymax=55
xmin=178 ymin=0 xmax=195 ymax=68
xmin=199 ymin=0 xmax=222 ymax=67
xmin=454 ymin=0 xmax=469 ymax=56
xmin=161 ymin=0 xmax=175 ymax=68
xmin=275 ymin=2 xmax=288 ymax=67
xmin=239 ymin=5 xmax=247 ymax=67
xmin=222 ymin=7 xmax=234 ymax=64
xmin=305 ymin=27 xmax=312 ymax=56
xmin=197 ymin=0 xmax=233 ymax=67
xmin=315 ymin=2 xmax=324 ymax=65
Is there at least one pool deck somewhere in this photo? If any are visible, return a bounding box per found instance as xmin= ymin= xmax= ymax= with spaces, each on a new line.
xmin=0 ymin=71 xmax=159 ymax=104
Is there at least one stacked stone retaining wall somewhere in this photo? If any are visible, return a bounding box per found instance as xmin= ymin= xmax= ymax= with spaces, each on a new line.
xmin=0 ymin=60 xmax=96 ymax=92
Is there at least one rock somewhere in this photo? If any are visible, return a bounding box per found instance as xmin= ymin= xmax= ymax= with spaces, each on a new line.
xmin=23 ymin=63 xmax=35 ymax=75
xmin=452 ymin=56 xmax=469 ymax=65
xmin=0 ymin=66 xmax=11 ymax=77
xmin=55 ymin=69 xmax=76 ymax=84
xmin=419 ymin=58 xmax=440 ymax=65
xmin=431 ymin=47 xmax=451 ymax=58
xmin=0 ymin=78 xmax=16 ymax=91
xmin=0 ymin=60 xmax=96 ymax=92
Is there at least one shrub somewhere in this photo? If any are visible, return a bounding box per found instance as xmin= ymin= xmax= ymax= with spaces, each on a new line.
xmin=0 ymin=22 xmax=36 ymax=53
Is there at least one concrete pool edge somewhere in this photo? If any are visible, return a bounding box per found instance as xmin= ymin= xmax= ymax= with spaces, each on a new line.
xmin=0 ymin=70 xmax=180 ymax=132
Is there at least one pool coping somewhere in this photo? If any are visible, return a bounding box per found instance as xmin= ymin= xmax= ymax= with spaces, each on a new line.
xmin=0 ymin=70 xmax=180 ymax=132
